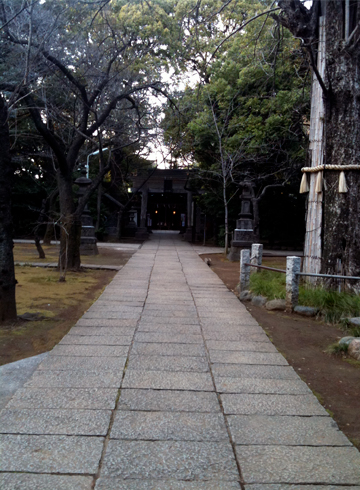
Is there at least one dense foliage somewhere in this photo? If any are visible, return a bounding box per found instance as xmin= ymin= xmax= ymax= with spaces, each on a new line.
xmin=163 ymin=0 xmax=310 ymax=247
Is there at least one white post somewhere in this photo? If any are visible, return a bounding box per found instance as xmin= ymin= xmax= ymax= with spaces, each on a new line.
xmin=250 ymin=243 xmax=263 ymax=275
xmin=240 ymin=249 xmax=251 ymax=292
xmin=286 ymin=256 xmax=301 ymax=310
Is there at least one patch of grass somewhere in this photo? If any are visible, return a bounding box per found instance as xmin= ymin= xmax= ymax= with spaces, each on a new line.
xmin=340 ymin=318 xmax=360 ymax=337
xmin=250 ymin=269 xmax=360 ymax=325
xmin=249 ymin=270 xmax=286 ymax=300
xmin=15 ymin=267 xmax=101 ymax=318
xmin=14 ymin=244 xmax=59 ymax=263
xmin=0 ymin=266 xmax=116 ymax=365
xmin=326 ymin=342 xmax=348 ymax=355
xmin=299 ymin=287 xmax=360 ymax=324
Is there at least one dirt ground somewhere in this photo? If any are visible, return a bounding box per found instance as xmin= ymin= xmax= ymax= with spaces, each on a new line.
xmin=0 ymin=245 xmax=136 ymax=366
xmin=204 ymin=253 xmax=360 ymax=450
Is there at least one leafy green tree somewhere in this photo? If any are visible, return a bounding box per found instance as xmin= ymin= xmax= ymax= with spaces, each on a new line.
xmin=163 ymin=0 xmax=310 ymax=248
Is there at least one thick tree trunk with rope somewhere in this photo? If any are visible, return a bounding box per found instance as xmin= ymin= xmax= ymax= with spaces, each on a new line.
xmin=277 ymin=0 xmax=360 ymax=286
xmin=321 ymin=1 xmax=360 ymax=282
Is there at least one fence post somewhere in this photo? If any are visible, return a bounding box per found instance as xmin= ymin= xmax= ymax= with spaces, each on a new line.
xmin=240 ymin=249 xmax=251 ymax=292
xmin=286 ymin=256 xmax=301 ymax=310
xmin=250 ymin=243 xmax=263 ymax=275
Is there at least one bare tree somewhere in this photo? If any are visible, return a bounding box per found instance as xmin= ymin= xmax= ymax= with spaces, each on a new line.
xmin=0 ymin=0 xmax=172 ymax=271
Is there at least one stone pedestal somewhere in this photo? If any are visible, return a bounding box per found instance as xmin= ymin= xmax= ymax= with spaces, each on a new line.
xmin=135 ymin=227 xmax=150 ymax=240
xmin=184 ymin=227 xmax=193 ymax=242
xmin=75 ymin=174 xmax=98 ymax=255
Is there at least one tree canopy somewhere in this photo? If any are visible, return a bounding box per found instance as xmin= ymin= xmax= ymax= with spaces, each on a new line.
xmin=162 ymin=0 xmax=310 ymax=248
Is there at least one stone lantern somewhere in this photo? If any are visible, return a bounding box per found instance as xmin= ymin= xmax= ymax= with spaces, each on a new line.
xmin=228 ymin=180 xmax=259 ymax=261
xmin=75 ymin=168 xmax=99 ymax=255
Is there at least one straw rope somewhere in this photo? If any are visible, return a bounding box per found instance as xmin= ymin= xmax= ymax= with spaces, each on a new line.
xmin=299 ymin=165 xmax=360 ymax=194
xmin=301 ymin=164 xmax=360 ymax=173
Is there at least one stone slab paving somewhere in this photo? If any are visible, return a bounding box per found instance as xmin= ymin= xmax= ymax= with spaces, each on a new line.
xmin=96 ymin=480 xmax=241 ymax=489
xmin=59 ymin=334 xmax=133 ymax=345
xmin=24 ymin=369 xmax=123 ymax=388
xmin=101 ymin=440 xmax=239 ymax=480
xmin=128 ymin=354 xmax=209 ymax=372
xmin=1 ymin=231 xmax=360 ymax=489
xmin=0 ymin=474 xmax=93 ymax=490
xmin=122 ymin=370 xmax=214 ymax=391
xmin=245 ymin=487 xmax=360 ymax=490
xmin=0 ymin=408 xmax=112 ymax=435
xmin=37 ymin=355 xmax=127 ymax=371
xmin=5 ymin=387 xmax=118 ymax=409
xmin=111 ymin=411 xmax=228 ymax=441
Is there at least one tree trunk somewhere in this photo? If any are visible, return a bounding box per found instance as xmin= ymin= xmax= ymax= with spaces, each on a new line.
xmin=223 ymin=182 xmax=229 ymax=255
xmin=58 ymin=214 xmax=82 ymax=273
xmin=43 ymin=189 xmax=59 ymax=245
xmin=35 ymin=236 xmax=46 ymax=259
xmin=321 ymin=1 xmax=360 ymax=284
xmin=95 ymin=183 xmax=102 ymax=232
xmin=57 ymin=170 xmax=81 ymax=272
xmin=116 ymin=208 xmax=124 ymax=240
xmin=0 ymin=96 xmax=17 ymax=322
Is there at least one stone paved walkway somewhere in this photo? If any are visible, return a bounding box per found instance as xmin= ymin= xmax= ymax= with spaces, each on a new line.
xmin=1 ymin=232 xmax=360 ymax=489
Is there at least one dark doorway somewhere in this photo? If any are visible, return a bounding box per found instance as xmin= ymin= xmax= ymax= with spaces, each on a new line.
xmin=148 ymin=193 xmax=187 ymax=230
